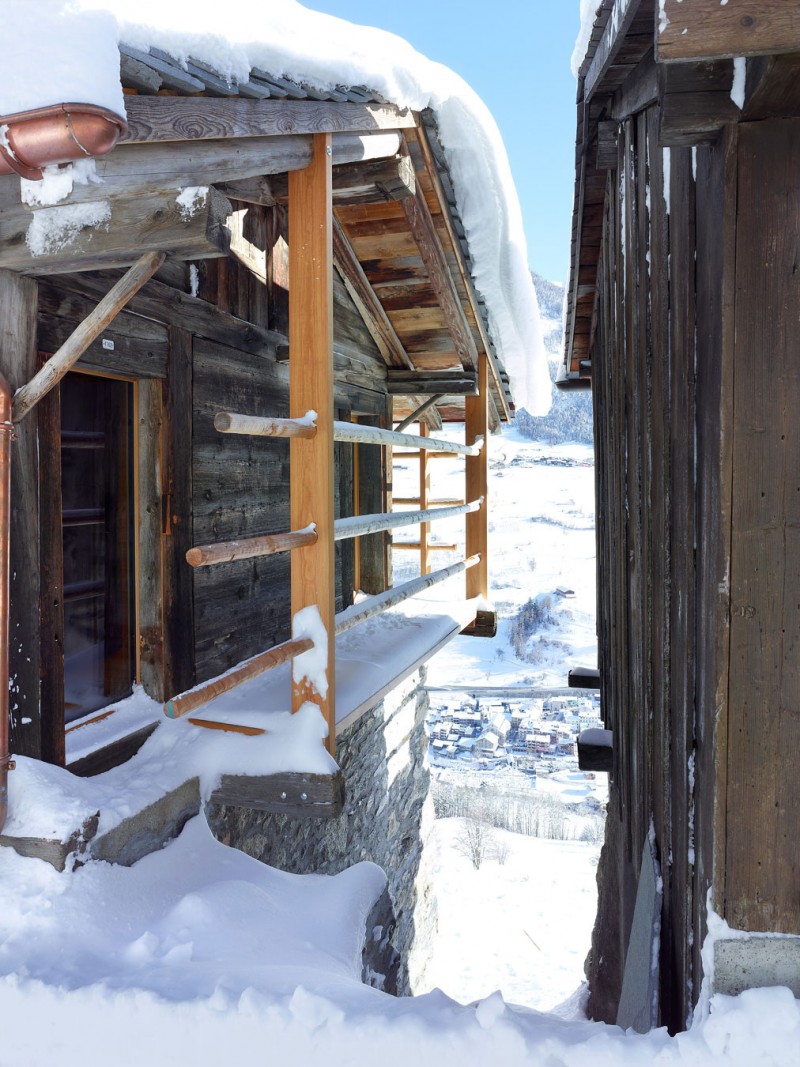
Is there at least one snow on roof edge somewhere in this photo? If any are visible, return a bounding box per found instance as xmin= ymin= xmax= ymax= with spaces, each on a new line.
xmin=5 ymin=0 xmax=551 ymax=416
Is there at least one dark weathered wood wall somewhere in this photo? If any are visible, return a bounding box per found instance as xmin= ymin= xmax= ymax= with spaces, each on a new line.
xmin=8 ymin=198 xmax=388 ymax=756
xmin=590 ymin=102 xmax=800 ymax=1032
xmin=589 ymin=105 xmax=713 ymax=1034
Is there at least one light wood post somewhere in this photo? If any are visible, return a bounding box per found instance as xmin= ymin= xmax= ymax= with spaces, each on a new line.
xmin=465 ymin=352 xmax=488 ymax=599
xmin=289 ymin=133 xmax=336 ymax=751
xmin=419 ymin=424 xmax=430 ymax=575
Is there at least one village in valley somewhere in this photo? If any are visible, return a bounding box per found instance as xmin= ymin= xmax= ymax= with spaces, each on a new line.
xmin=428 ymin=692 xmax=602 ymax=780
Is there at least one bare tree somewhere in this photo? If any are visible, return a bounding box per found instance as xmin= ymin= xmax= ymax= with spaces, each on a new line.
xmin=455 ymin=818 xmax=493 ymax=869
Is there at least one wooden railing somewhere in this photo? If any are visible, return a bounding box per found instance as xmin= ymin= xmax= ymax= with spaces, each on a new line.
xmin=161 ymin=134 xmax=490 ymax=757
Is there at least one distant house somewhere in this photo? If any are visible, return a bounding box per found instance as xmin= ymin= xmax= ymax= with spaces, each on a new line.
xmin=562 ymin=0 xmax=800 ymax=1033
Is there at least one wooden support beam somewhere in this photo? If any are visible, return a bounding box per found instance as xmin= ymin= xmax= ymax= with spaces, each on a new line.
xmin=401 ymin=181 xmax=480 ymax=371
xmin=386 ymin=374 xmax=478 ymax=396
xmin=413 ymin=122 xmax=510 ymax=423
xmin=334 ymin=555 xmax=479 ymax=635
xmin=335 ymin=499 xmax=480 ymax=542
xmin=186 ymin=527 xmax=317 ymax=568
xmin=394 ymin=395 xmax=443 ymax=432
xmin=465 ymin=352 xmax=489 ymax=599
xmin=219 ymin=153 xmax=416 ymax=207
xmin=0 ymin=135 xmax=403 ymax=216
xmin=122 ymin=96 xmax=415 ymax=144
xmin=12 ymin=252 xmax=164 ymax=422
xmin=214 ymin=411 xmax=316 ymax=439
xmin=419 ymin=424 xmax=430 ymax=575
xmin=332 ymin=215 xmax=413 ymax=368
xmin=0 ymin=190 xmax=230 ymax=275
xmin=164 ymin=636 xmax=314 ymax=718
xmin=0 ymin=271 xmax=41 ymax=759
xmin=657 ymin=0 xmax=800 ymax=63
xmin=289 ymin=133 xmax=336 ymax=749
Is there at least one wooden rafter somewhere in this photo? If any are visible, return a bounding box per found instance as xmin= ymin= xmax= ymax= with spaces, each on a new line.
xmin=401 ymin=182 xmax=479 ymax=372
xmin=332 ymin=214 xmax=414 ymax=369
xmin=413 ymin=122 xmax=511 ymax=423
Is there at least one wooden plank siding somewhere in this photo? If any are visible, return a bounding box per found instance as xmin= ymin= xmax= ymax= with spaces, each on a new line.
xmin=588 ymin=104 xmax=712 ymax=1033
xmin=725 ymin=119 xmax=800 ymax=933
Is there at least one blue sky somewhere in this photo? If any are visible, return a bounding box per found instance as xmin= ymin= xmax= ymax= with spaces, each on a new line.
xmin=303 ymin=0 xmax=581 ymax=284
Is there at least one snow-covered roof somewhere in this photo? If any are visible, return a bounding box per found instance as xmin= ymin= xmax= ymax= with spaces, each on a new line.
xmin=2 ymin=0 xmax=552 ymax=417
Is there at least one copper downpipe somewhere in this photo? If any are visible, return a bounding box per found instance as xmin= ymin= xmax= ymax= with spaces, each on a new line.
xmin=0 ymin=375 xmax=14 ymax=833
xmin=0 ymin=103 xmax=126 ymax=181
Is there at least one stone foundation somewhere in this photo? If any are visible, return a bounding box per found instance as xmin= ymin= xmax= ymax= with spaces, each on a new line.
xmin=205 ymin=667 xmax=438 ymax=995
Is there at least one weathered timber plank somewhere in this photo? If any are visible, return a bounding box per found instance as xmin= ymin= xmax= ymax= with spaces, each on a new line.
xmin=138 ymin=380 xmax=166 ymax=702
xmin=0 ymin=272 xmax=41 ymax=757
xmin=122 ymin=97 xmax=414 ymax=144
xmin=0 ymin=190 xmax=231 ymax=275
xmin=164 ymin=327 xmax=195 ymax=698
xmin=694 ymin=126 xmax=737 ymax=1007
xmin=658 ymin=0 xmax=800 ymax=62
xmin=37 ymin=385 xmax=65 ymax=765
xmin=211 ymin=770 xmax=345 ymax=817
xmin=725 ymin=119 xmax=800 ymax=934
xmin=50 ymin=271 xmax=283 ymax=356
xmin=668 ymin=145 xmax=698 ymax=1024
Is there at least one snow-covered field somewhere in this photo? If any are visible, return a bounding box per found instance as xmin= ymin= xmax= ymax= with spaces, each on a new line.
xmin=421 ymin=820 xmax=600 ymax=1013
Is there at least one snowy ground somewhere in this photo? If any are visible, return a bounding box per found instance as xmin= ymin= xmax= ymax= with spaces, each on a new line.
xmin=393 ymin=426 xmax=598 ymax=688
xmin=421 ymin=820 xmax=600 ymax=1013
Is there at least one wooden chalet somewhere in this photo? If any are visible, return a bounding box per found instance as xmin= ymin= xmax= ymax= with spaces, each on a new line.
xmin=564 ymin=0 xmax=800 ymax=1033
xmin=0 ymin=44 xmax=516 ymax=816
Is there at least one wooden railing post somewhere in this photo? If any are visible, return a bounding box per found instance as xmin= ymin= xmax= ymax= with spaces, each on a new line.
xmin=465 ymin=352 xmax=488 ymax=599
xmin=289 ymin=132 xmax=336 ymax=752
xmin=419 ymin=424 xmax=430 ymax=575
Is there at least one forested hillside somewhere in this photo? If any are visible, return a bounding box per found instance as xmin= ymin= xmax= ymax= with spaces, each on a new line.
xmin=514 ymin=274 xmax=593 ymax=445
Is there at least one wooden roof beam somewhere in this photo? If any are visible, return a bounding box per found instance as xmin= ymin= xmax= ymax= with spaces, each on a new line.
xmin=0 ymin=188 xmax=232 ymax=275
xmin=413 ymin=122 xmax=511 ymax=422
xmin=218 ymin=154 xmax=416 ymax=208
xmin=332 ymin=215 xmax=413 ymax=369
xmin=386 ymin=369 xmax=477 ymax=395
xmin=657 ymin=0 xmax=800 ymax=62
xmin=401 ymin=182 xmax=479 ymax=372
xmin=0 ymin=132 xmax=404 ymax=213
xmin=122 ymin=96 xmax=415 ymax=144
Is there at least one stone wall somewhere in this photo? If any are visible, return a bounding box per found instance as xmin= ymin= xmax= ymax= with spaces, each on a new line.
xmin=206 ymin=668 xmax=438 ymax=995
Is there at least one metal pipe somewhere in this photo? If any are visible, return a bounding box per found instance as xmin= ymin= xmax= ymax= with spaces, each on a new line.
xmin=0 ymin=374 xmax=15 ymax=833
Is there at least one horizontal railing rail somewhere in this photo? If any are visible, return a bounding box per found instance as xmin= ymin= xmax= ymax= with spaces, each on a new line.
xmin=333 ymin=499 xmax=481 ymax=541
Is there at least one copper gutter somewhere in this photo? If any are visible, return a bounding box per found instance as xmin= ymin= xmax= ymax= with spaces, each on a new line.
xmin=0 ymin=376 xmax=14 ymax=833
xmin=0 ymin=103 xmax=126 ymax=181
